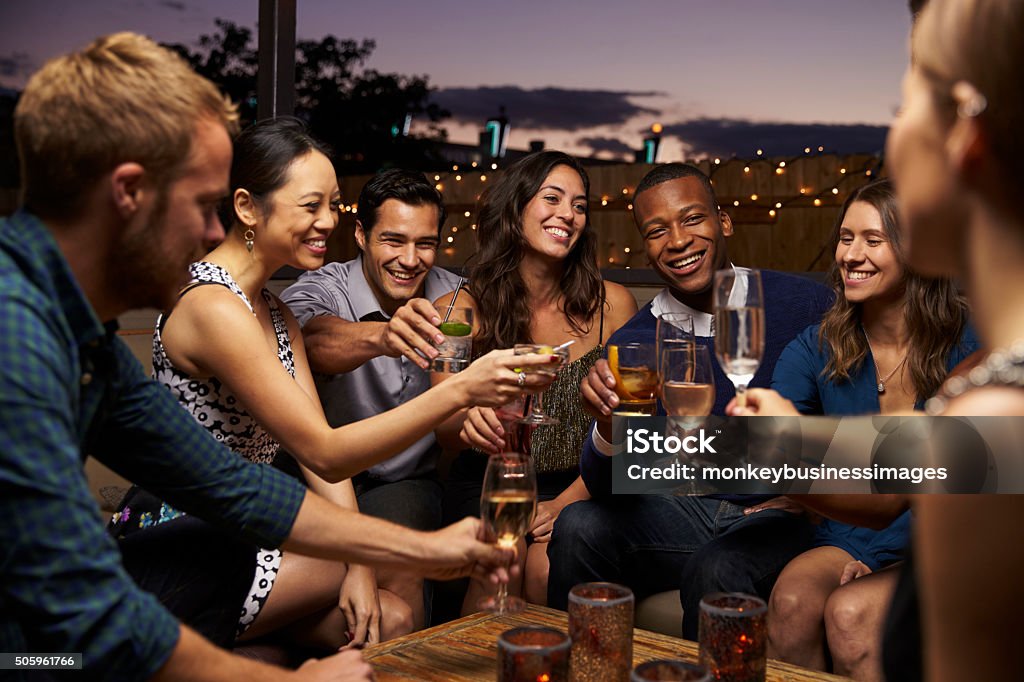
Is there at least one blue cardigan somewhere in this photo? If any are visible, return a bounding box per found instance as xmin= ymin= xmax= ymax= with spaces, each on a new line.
xmin=580 ymin=270 xmax=834 ymax=500
xmin=771 ymin=323 xmax=979 ymax=415
xmin=771 ymin=321 xmax=978 ymax=569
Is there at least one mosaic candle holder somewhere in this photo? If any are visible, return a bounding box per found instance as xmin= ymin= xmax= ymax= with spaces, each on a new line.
xmin=568 ymin=582 xmax=635 ymax=682
xmin=632 ymin=659 xmax=712 ymax=681
xmin=698 ymin=593 xmax=767 ymax=682
xmin=498 ymin=626 xmax=571 ymax=682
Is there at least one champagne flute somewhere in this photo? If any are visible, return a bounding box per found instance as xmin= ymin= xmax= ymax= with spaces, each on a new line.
xmin=607 ymin=342 xmax=659 ymax=415
xmin=514 ymin=343 xmax=570 ymax=425
xmin=713 ymin=268 xmax=764 ymax=407
xmin=479 ymin=452 xmax=537 ymax=614
xmin=656 ymin=312 xmax=695 ymax=372
xmin=661 ymin=345 xmax=715 ymax=432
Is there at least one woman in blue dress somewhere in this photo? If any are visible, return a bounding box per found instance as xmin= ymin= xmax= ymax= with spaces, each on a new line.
xmin=758 ymin=179 xmax=976 ymax=680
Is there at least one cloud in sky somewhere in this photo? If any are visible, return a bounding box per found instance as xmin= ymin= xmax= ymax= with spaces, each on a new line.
xmin=660 ymin=118 xmax=889 ymax=157
xmin=157 ymin=0 xmax=188 ymax=11
xmin=432 ymin=85 xmax=663 ymax=130
xmin=0 ymin=52 xmax=34 ymax=80
xmin=576 ymin=136 xmax=635 ymax=158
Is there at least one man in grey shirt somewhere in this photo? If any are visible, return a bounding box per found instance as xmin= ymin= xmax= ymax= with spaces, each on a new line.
xmin=282 ymin=169 xmax=460 ymax=627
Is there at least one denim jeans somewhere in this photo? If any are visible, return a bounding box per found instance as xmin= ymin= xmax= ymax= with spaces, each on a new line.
xmin=547 ymin=495 xmax=814 ymax=639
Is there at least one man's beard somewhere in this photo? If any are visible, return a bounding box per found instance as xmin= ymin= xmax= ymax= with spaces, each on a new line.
xmin=108 ymin=189 xmax=197 ymax=313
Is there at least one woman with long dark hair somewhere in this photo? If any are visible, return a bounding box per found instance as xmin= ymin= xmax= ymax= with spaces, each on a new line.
xmin=436 ymin=150 xmax=637 ymax=607
xmin=759 ymin=178 xmax=975 ymax=680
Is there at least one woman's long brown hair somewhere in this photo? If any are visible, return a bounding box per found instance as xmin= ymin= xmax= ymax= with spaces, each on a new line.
xmin=467 ymin=151 xmax=603 ymax=356
xmin=818 ymin=178 xmax=969 ymax=400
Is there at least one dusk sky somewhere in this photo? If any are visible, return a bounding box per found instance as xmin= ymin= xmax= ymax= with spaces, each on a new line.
xmin=0 ymin=0 xmax=914 ymax=160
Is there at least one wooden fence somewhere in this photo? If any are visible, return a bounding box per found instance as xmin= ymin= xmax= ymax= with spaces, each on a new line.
xmin=327 ymin=153 xmax=884 ymax=273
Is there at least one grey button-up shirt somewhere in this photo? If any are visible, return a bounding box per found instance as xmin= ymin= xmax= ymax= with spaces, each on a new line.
xmin=281 ymin=257 xmax=462 ymax=481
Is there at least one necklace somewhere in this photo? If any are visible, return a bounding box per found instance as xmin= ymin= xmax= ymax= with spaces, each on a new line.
xmin=863 ymin=329 xmax=909 ymax=394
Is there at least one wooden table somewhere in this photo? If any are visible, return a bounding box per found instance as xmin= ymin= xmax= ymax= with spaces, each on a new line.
xmin=364 ymin=604 xmax=849 ymax=681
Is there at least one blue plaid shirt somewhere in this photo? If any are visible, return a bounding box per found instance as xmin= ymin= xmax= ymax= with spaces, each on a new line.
xmin=0 ymin=211 xmax=306 ymax=680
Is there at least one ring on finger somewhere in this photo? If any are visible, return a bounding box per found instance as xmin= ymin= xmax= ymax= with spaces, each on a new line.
xmin=517 ymin=371 xmax=526 ymax=387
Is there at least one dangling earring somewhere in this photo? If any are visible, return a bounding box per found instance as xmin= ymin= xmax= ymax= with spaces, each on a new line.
xmin=244 ymin=228 xmax=255 ymax=253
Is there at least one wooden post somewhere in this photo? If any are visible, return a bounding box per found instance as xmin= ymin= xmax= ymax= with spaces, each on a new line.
xmin=257 ymin=0 xmax=296 ymax=121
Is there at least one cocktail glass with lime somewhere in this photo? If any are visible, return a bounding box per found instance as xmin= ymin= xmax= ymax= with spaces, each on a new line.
xmin=432 ymin=305 xmax=474 ymax=373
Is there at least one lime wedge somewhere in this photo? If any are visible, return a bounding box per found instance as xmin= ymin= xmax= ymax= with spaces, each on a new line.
xmin=439 ymin=321 xmax=472 ymax=337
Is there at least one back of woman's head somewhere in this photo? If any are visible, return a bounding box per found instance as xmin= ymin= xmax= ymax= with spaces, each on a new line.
xmin=914 ymin=0 xmax=1024 ymax=200
xmin=225 ymin=117 xmax=332 ymax=226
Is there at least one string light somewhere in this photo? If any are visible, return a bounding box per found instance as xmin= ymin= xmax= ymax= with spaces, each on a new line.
xmin=452 ymin=164 xmax=459 ymax=171
xmin=471 ymin=161 xmax=478 ymax=168
xmin=805 ymin=147 xmax=811 ymax=154
xmin=429 ymin=154 xmax=881 ymax=269
xmin=435 ymin=183 xmax=443 ymax=191
xmin=434 ymin=175 xmax=440 ymax=181
xmin=756 ymin=149 xmax=764 ymax=156
xmin=491 ymin=163 xmax=498 ymax=170
xmin=451 ymin=226 xmax=458 ymax=232
xmin=818 ymin=146 xmax=824 ymax=152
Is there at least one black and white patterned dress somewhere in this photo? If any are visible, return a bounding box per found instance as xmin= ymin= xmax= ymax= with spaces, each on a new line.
xmin=151 ymin=261 xmax=296 ymax=635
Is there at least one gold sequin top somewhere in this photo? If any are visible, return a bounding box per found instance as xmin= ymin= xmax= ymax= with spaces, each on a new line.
xmin=529 ymin=344 xmax=602 ymax=473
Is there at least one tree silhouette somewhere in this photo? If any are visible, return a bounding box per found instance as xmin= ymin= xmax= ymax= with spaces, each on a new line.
xmin=165 ymin=19 xmax=451 ymax=173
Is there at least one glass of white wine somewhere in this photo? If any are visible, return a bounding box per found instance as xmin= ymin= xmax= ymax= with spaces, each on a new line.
xmin=713 ymin=268 xmax=764 ymax=407
xmin=661 ymin=345 xmax=716 ymax=432
xmin=479 ymin=452 xmax=537 ymax=615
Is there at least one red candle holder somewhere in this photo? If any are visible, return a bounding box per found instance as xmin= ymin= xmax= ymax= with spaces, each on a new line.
xmin=698 ymin=593 xmax=767 ymax=682
xmin=498 ymin=626 xmax=571 ymax=682
xmin=568 ymin=582 xmax=635 ymax=682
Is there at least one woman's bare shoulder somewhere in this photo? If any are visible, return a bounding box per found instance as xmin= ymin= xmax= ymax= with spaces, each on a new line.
xmin=602 ymin=281 xmax=639 ymax=328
